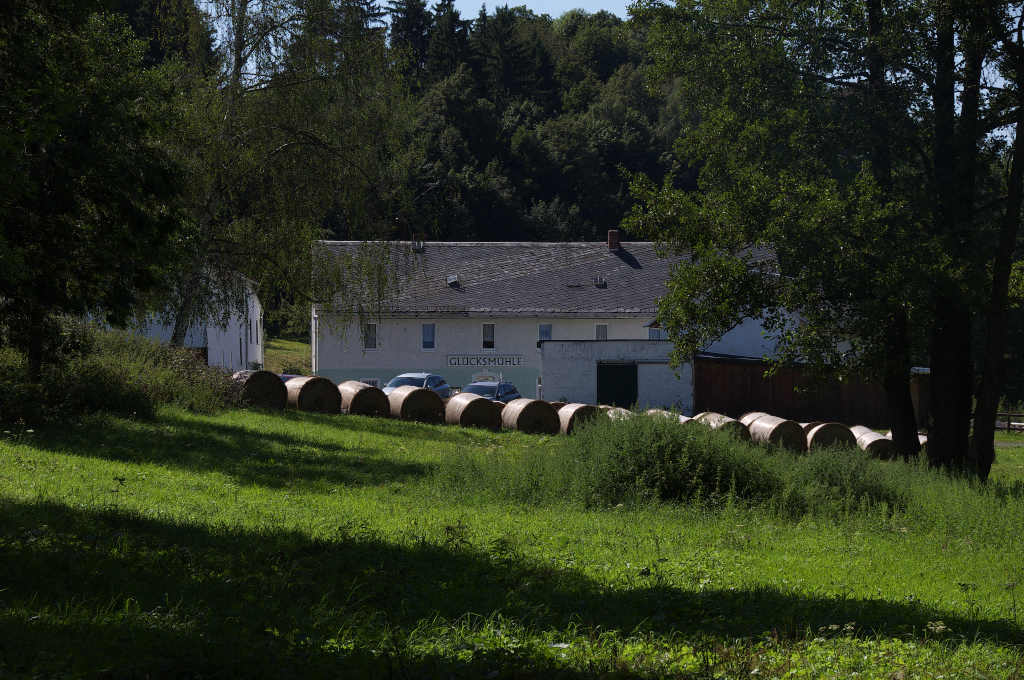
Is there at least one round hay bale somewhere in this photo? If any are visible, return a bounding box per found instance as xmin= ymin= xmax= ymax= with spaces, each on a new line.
xmin=232 ymin=370 xmax=287 ymax=409
xmin=549 ymin=401 xmax=568 ymax=412
xmin=849 ymin=425 xmax=875 ymax=440
xmin=748 ymin=415 xmax=806 ymax=451
xmin=806 ymin=422 xmax=857 ymax=450
xmin=494 ymin=401 xmax=506 ymax=414
xmin=339 ymin=381 xmax=390 ymax=418
xmin=388 ymin=385 xmax=444 ymax=424
xmin=445 ymin=393 xmax=502 ymax=431
xmin=501 ymin=398 xmax=560 ymax=434
xmin=607 ymin=407 xmax=631 ymax=421
xmin=285 ymin=376 xmax=341 ymax=413
xmin=695 ymin=412 xmax=751 ymax=440
xmin=799 ymin=421 xmax=823 ymax=435
xmin=740 ymin=412 xmax=771 ymax=428
xmin=559 ymin=403 xmax=602 ymax=434
xmin=856 ymin=431 xmax=895 ymax=459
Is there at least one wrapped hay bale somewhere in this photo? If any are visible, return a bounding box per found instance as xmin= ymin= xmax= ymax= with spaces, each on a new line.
xmin=799 ymin=421 xmax=823 ymax=435
xmin=849 ymin=425 xmax=874 ymax=440
xmin=502 ymin=398 xmax=560 ymax=434
xmin=559 ymin=403 xmax=602 ymax=434
xmin=549 ymin=402 xmax=568 ymax=412
xmin=679 ymin=415 xmax=697 ymax=426
xmin=646 ymin=408 xmax=676 ymax=419
xmin=285 ymin=376 xmax=342 ymax=413
xmin=388 ymin=385 xmax=444 ymax=424
xmin=445 ymin=393 xmax=501 ymax=431
xmin=606 ymin=407 xmax=631 ymax=421
xmin=339 ymin=381 xmax=390 ymax=418
xmin=232 ymin=370 xmax=287 ymax=410
xmin=695 ymin=412 xmax=752 ymax=440
xmin=747 ymin=415 xmax=806 ymax=451
xmin=740 ymin=412 xmax=771 ymax=428
xmin=855 ymin=431 xmax=895 ymax=458
xmin=806 ymin=422 xmax=857 ymax=450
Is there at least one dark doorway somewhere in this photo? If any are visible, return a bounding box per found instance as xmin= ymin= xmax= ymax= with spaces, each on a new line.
xmin=597 ymin=363 xmax=638 ymax=408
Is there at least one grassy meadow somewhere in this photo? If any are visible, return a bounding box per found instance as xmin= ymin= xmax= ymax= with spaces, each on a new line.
xmin=1 ymin=408 xmax=1024 ymax=678
xmin=262 ymin=337 xmax=311 ymax=375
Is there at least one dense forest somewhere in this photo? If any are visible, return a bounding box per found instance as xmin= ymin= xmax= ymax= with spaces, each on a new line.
xmin=117 ymin=0 xmax=680 ymax=243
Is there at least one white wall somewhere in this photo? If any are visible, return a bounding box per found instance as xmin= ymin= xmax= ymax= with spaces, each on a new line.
xmin=133 ymin=288 xmax=263 ymax=372
xmin=540 ymin=340 xmax=693 ymax=412
xmin=209 ymin=291 xmax=263 ymax=372
xmin=313 ymin=315 xmax=653 ymax=390
xmin=709 ymin=318 xmax=777 ymax=358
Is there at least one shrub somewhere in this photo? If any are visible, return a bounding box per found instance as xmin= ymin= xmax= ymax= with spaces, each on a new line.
xmin=435 ymin=410 xmax=986 ymax=521
xmin=0 ymin=319 xmax=239 ymax=424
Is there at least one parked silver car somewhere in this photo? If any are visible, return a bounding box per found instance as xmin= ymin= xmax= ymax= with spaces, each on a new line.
xmin=461 ymin=381 xmax=521 ymax=404
xmin=382 ymin=373 xmax=452 ymax=399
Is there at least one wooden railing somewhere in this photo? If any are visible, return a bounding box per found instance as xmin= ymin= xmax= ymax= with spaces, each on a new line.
xmin=996 ymin=413 xmax=1023 ymax=432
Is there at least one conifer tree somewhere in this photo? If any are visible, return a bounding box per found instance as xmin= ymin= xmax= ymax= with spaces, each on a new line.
xmin=387 ymin=0 xmax=431 ymax=72
xmin=425 ymin=0 xmax=469 ymax=82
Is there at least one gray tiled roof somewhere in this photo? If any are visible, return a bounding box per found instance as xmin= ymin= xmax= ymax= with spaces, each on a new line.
xmin=319 ymin=241 xmax=773 ymax=318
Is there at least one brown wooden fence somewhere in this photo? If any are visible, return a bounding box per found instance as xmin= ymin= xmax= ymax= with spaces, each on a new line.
xmin=693 ymin=356 xmax=927 ymax=429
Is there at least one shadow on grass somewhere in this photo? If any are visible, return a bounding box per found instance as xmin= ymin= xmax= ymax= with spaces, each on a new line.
xmin=0 ymin=497 xmax=1020 ymax=679
xmin=24 ymin=408 xmax=476 ymax=490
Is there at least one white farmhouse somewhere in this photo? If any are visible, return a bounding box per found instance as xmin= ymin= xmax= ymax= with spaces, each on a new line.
xmin=312 ymin=232 xmax=774 ymax=411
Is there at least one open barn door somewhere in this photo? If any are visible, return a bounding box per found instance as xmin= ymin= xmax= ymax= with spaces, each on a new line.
xmin=597 ymin=363 xmax=638 ymax=408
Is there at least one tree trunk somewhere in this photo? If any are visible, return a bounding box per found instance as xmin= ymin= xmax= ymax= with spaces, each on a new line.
xmin=867 ymin=0 xmax=919 ymax=456
xmin=883 ymin=311 xmax=920 ymax=458
xmin=926 ymin=5 xmax=976 ymax=469
xmin=928 ymin=301 xmax=974 ymax=468
xmin=970 ymin=70 xmax=1024 ymax=480
xmin=26 ymin=312 xmax=44 ymax=383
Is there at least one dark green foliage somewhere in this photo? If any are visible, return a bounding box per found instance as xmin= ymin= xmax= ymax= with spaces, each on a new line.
xmin=0 ymin=0 xmax=179 ymax=374
xmin=0 ymin=321 xmax=238 ymax=425
xmin=425 ymin=0 xmax=470 ymax=82
xmin=388 ymin=0 xmax=432 ymax=73
xmin=323 ymin=6 xmax=671 ymax=243
xmin=115 ymin=0 xmax=216 ymax=69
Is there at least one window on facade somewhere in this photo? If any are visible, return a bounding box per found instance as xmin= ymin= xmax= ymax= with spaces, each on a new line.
xmin=482 ymin=323 xmax=495 ymax=349
xmin=363 ymin=323 xmax=377 ymax=349
xmin=361 ymin=378 xmax=379 ymax=388
xmin=649 ymin=327 xmax=667 ymax=340
xmin=422 ymin=323 xmax=435 ymax=350
xmin=595 ymin=324 xmax=608 ymax=340
xmin=538 ymin=323 xmax=552 ymax=341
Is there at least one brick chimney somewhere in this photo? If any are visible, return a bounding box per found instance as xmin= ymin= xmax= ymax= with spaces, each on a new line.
xmin=607 ymin=229 xmax=620 ymax=251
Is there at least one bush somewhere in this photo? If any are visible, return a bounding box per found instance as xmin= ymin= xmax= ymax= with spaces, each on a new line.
xmin=435 ymin=410 xmax=985 ymax=521
xmin=0 ymin=320 xmax=239 ymax=424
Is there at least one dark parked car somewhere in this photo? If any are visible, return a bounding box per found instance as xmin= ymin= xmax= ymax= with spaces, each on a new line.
xmin=382 ymin=372 xmax=452 ymax=399
xmin=461 ymin=381 xmax=521 ymax=404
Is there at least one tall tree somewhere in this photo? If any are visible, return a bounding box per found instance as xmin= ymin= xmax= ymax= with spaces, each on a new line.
xmin=425 ymin=0 xmax=469 ymax=82
xmin=625 ymin=0 xmax=1012 ymax=462
xmin=387 ymin=0 xmax=432 ymax=74
xmin=0 ymin=0 xmax=178 ymax=375
xmin=154 ymin=0 xmax=413 ymax=346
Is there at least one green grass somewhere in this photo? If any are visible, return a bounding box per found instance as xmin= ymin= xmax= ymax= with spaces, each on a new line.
xmin=262 ymin=336 xmax=311 ymax=375
xmin=1 ymin=409 xmax=1024 ymax=678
